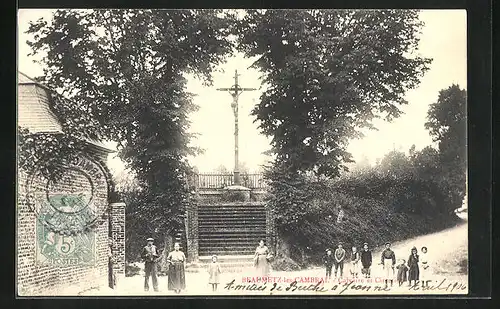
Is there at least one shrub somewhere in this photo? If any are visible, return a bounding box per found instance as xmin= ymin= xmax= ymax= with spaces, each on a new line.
xmin=271 ymin=256 xmax=302 ymax=271
xmin=265 ymin=149 xmax=463 ymax=268
xmin=458 ymin=259 xmax=468 ymax=275
xmin=125 ymin=263 xmax=141 ymax=277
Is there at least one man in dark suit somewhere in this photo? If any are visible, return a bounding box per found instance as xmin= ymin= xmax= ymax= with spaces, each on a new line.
xmin=141 ymin=237 xmax=160 ymax=292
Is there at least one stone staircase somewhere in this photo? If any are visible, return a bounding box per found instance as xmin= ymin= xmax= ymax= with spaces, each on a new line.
xmin=195 ymin=203 xmax=266 ymax=272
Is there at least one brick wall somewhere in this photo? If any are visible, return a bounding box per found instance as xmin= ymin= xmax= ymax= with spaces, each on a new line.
xmin=186 ymin=197 xmax=199 ymax=263
xmin=17 ymin=154 xmax=118 ymax=296
xmin=109 ymin=202 xmax=126 ymax=280
xmin=266 ymin=203 xmax=277 ymax=253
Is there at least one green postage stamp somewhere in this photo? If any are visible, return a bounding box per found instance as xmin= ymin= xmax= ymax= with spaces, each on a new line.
xmin=36 ymin=220 xmax=96 ymax=266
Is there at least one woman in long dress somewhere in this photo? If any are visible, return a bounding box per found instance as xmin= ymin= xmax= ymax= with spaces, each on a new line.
xmin=254 ymin=239 xmax=270 ymax=276
xmin=420 ymin=246 xmax=430 ymax=287
xmin=407 ymin=247 xmax=419 ymax=286
xmin=167 ymin=242 xmax=186 ymax=293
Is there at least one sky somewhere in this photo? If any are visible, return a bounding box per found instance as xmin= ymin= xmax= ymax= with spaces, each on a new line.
xmin=17 ymin=9 xmax=467 ymax=176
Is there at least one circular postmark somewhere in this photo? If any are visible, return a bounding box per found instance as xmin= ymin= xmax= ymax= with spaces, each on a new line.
xmin=26 ymin=154 xmax=110 ymax=235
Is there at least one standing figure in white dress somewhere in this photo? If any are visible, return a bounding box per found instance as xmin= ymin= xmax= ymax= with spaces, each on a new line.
xmin=254 ymin=239 xmax=271 ymax=276
xmin=419 ymin=246 xmax=430 ymax=287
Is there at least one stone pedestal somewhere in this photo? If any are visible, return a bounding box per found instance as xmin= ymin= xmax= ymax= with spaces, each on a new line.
xmin=222 ymin=185 xmax=251 ymax=202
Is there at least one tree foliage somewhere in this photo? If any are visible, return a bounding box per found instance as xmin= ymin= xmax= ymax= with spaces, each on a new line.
xmin=272 ymin=146 xmax=462 ymax=266
xmin=425 ymin=85 xmax=467 ymax=205
xmin=235 ymin=9 xmax=432 ymax=178
xmin=24 ymin=9 xmax=236 ymax=238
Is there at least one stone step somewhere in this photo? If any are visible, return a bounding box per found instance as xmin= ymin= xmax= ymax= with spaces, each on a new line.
xmin=199 ymin=244 xmax=259 ymax=250
xmin=199 ymin=204 xmax=266 ymax=208
xmin=198 ymin=207 xmax=266 ymax=212
xmin=199 ymin=225 xmax=266 ymax=229
xmin=198 ymin=202 xmax=266 ymax=207
xmin=199 ymin=217 xmax=265 ymax=221
xmin=200 ymin=237 xmax=260 ymax=245
xmin=199 ymin=209 xmax=266 ymax=213
xmin=198 ymin=241 xmax=257 ymax=246
xmin=198 ymin=218 xmax=266 ymax=221
xmin=198 ymin=235 xmax=266 ymax=239
xmin=199 ymin=248 xmax=255 ymax=253
xmin=198 ymin=205 xmax=266 ymax=208
xmin=199 ymin=205 xmax=266 ymax=208
xmin=198 ymin=223 xmax=266 ymax=228
xmin=199 ymin=242 xmax=262 ymax=248
xmin=198 ymin=228 xmax=266 ymax=233
xmin=198 ymin=214 xmax=266 ymax=219
xmin=199 ymin=235 xmax=264 ymax=239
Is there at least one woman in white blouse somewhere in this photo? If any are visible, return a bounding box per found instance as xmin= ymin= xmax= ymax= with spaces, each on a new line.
xmin=167 ymin=242 xmax=186 ymax=293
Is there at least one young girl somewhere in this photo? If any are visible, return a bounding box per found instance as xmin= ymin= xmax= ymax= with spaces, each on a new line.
xmin=350 ymin=246 xmax=361 ymax=278
xmin=420 ymin=246 xmax=430 ymax=287
xmin=407 ymin=247 xmax=419 ymax=287
xmin=208 ymin=255 xmax=222 ymax=292
xmin=360 ymin=243 xmax=372 ymax=279
xmin=396 ymin=259 xmax=409 ymax=287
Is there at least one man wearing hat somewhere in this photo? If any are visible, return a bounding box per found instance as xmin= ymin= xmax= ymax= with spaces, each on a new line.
xmin=380 ymin=242 xmax=396 ymax=287
xmin=141 ymin=237 xmax=160 ymax=292
xmin=334 ymin=243 xmax=346 ymax=279
xmin=323 ymin=248 xmax=335 ymax=281
xmin=360 ymin=242 xmax=372 ymax=278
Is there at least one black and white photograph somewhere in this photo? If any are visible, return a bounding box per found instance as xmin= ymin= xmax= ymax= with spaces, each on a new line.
xmin=17 ymin=8 xmax=470 ymax=296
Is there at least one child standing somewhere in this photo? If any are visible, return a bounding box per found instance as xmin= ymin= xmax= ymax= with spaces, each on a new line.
xmin=334 ymin=243 xmax=346 ymax=279
xmin=323 ymin=249 xmax=335 ymax=281
xmin=407 ymin=247 xmax=419 ymax=287
xmin=350 ymin=246 xmax=361 ymax=278
xmin=396 ymin=259 xmax=409 ymax=287
xmin=360 ymin=243 xmax=372 ymax=278
xmin=208 ymin=255 xmax=222 ymax=292
xmin=420 ymin=246 xmax=430 ymax=287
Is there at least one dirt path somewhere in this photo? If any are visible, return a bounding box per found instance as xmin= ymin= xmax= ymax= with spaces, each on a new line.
xmin=82 ymin=217 xmax=468 ymax=296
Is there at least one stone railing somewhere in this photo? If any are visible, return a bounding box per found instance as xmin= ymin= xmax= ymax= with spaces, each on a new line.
xmin=191 ymin=173 xmax=266 ymax=190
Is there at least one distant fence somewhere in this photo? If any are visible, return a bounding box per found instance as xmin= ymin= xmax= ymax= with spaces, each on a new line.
xmin=191 ymin=173 xmax=267 ymax=190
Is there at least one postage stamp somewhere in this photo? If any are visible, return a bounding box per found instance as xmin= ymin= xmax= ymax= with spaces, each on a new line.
xmin=36 ymin=220 xmax=96 ymax=266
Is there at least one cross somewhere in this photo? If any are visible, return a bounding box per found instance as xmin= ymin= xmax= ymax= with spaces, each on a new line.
xmin=216 ymin=70 xmax=257 ymax=186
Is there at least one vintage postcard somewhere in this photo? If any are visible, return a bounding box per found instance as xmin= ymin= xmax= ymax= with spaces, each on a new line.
xmin=17 ymin=8 xmax=469 ymax=297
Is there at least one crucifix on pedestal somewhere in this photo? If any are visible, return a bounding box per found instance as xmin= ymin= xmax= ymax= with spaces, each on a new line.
xmin=216 ymin=70 xmax=257 ymax=186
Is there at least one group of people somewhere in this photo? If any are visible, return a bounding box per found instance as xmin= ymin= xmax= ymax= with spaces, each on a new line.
xmin=323 ymin=242 xmax=431 ymax=288
xmin=141 ymin=238 xmax=186 ymax=293
xmin=142 ymin=237 xmax=432 ymax=292
xmin=141 ymin=238 xmax=272 ymax=293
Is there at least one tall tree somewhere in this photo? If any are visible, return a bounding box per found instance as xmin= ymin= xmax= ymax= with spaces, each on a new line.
xmin=24 ymin=9 xmax=235 ymax=243
xmin=425 ymin=84 xmax=467 ymax=206
xmin=235 ymin=9 xmax=432 ymax=178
